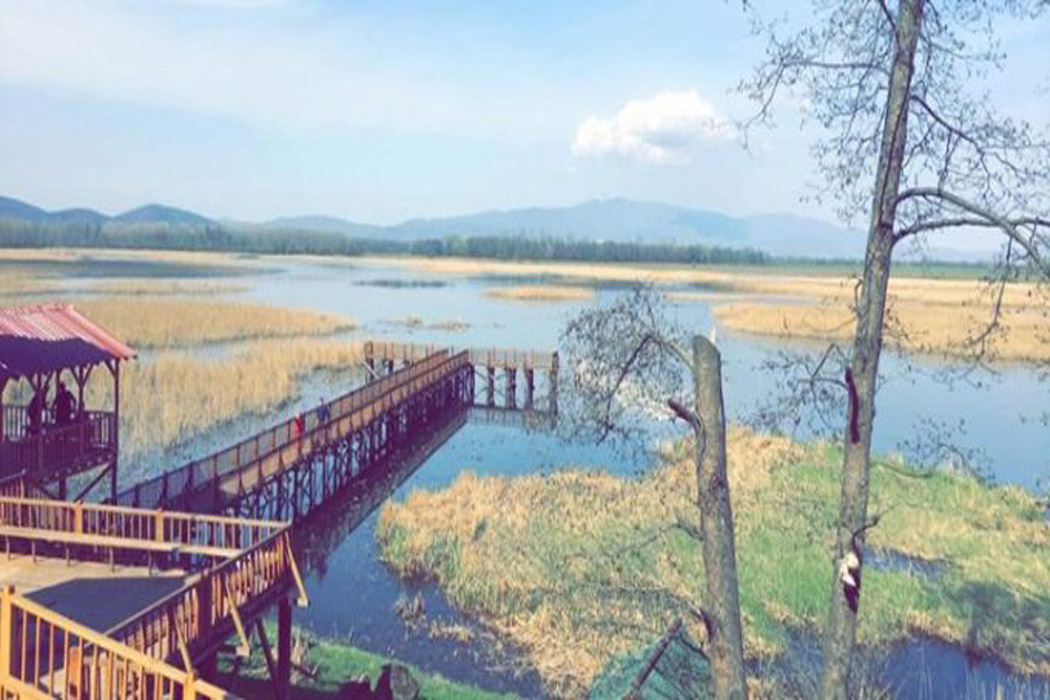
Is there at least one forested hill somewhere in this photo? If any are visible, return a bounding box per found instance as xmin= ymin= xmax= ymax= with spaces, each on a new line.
xmin=0 ymin=194 xmax=867 ymax=261
xmin=0 ymin=213 xmax=769 ymax=265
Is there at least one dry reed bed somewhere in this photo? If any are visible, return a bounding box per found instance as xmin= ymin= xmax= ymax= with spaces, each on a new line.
xmin=358 ymin=255 xmax=736 ymax=286
xmin=377 ymin=429 xmax=1050 ymax=697
xmin=87 ymin=338 xmax=365 ymax=463
xmin=87 ymin=279 xmax=248 ymax=296
xmin=712 ymin=292 xmax=1050 ymax=361
xmin=485 ymin=285 xmax=594 ymax=303
xmin=0 ymin=247 xmax=256 ymax=268
xmin=70 ymin=298 xmax=354 ymax=348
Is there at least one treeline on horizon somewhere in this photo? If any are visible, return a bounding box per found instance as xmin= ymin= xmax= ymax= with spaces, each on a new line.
xmin=0 ymin=218 xmax=771 ymax=265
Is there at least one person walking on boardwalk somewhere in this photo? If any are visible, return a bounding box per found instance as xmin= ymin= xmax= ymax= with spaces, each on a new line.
xmin=53 ymin=381 xmax=76 ymax=426
xmin=294 ymin=412 xmax=305 ymax=455
xmin=317 ymin=399 xmax=331 ymax=425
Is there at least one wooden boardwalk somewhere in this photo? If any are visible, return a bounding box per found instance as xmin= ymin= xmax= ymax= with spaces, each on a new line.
xmin=0 ymin=497 xmax=305 ymax=699
xmin=111 ymin=341 xmax=557 ymax=523
xmin=0 ymin=339 xmax=555 ymax=699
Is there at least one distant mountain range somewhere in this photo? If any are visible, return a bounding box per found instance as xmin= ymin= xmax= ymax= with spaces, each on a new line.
xmin=2 ymin=193 xmax=985 ymax=261
xmin=0 ymin=196 xmax=212 ymax=227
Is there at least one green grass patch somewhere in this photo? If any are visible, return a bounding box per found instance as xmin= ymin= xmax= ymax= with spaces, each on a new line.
xmin=218 ymin=625 xmax=519 ymax=700
xmin=376 ymin=428 xmax=1050 ymax=696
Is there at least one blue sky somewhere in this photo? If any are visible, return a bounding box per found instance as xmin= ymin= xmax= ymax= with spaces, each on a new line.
xmin=0 ymin=0 xmax=1045 ymax=226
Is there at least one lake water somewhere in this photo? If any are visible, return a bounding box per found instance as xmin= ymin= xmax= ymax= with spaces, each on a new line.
xmin=42 ymin=255 xmax=1050 ymax=698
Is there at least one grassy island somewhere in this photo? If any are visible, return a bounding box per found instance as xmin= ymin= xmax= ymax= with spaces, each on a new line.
xmin=377 ymin=428 xmax=1050 ymax=697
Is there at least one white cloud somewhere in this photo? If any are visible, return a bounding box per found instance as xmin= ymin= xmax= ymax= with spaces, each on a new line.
xmin=572 ymin=90 xmax=734 ymax=164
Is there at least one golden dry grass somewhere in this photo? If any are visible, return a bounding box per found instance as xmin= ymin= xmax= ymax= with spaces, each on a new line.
xmin=0 ymin=247 xmax=256 ymax=268
xmin=86 ymin=279 xmax=248 ymax=296
xmin=0 ymin=272 xmax=48 ymax=296
xmin=70 ymin=298 xmax=354 ymax=348
xmin=713 ymin=295 xmax=1050 ymax=361
xmin=485 ymin=285 xmax=594 ymax=303
xmin=358 ymin=255 xmax=736 ymax=286
xmin=86 ymin=338 xmax=365 ymax=462
xmin=378 ymin=428 xmax=802 ymax=695
xmin=377 ymin=429 xmax=1050 ymax=697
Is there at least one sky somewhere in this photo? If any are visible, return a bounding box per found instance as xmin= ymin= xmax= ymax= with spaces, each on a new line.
xmin=0 ymin=0 xmax=1046 ymax=228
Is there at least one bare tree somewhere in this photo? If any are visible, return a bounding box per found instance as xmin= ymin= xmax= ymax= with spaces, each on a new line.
xmin=742 ymin=1 xmax=1050 ymax=697
xmin=562 ymin=287 xmax=748 ymax=700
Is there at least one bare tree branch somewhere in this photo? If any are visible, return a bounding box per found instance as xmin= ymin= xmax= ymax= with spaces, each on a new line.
xmin=895 ymin=186 xmax=1050 ymax=275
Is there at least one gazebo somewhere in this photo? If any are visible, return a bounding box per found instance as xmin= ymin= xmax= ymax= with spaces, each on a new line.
xmin=0 ymin=303 xmax=134 ymax=500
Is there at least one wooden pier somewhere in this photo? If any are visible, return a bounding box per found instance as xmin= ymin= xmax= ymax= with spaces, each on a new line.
xmin=111 ymin=341 xmax=558 ymax=523
xmin=0 ymin=324 xmax=557 ymax=699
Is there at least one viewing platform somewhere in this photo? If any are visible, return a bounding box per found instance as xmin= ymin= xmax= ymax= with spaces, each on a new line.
xmin=0 ymin=304 xmax=133 ymax=501
xmin=0 ymin=496 xmax=305 ymax=699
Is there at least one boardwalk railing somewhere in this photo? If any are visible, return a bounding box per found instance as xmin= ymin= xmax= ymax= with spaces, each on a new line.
xmin=0 ymin=410 xmax=116 ymax=481
xmin=0 ymin=496 xmax=285 ymax=560
xmin=215 ymin=351 xmax=471 ymax=493
xmin=107 ymin=530 xmax=305 ymax=664
xmin=364 ymin=340 xmax=445 ymax=366
xmin=365 ymin=340 xmax=558 ymax=372
xmin=0 ymin=586 xmax=233 ymax=700
xmin=467 ymin=346 xmax=557 ymax=371
xmin=113 ymin=350 xmax=456 ymax=510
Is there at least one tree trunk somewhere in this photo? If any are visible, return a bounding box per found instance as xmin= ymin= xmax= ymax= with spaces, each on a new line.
xmin=693 ymin=335 xmax=748 ymax=700
xmin=819 ymin=2 xmax=924 ymax=698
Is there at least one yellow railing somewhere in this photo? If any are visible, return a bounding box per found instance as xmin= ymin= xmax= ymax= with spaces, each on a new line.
xmin=107 ymin=530 xmax=305 ymax=665
xmin=0 ymin=586 xmax=234 ymax=700
xmin=0 ymin=497 xmax=285 ymax=559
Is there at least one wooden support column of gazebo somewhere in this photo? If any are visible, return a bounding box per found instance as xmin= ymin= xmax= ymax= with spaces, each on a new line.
xmin=0 ymin=303 xmax=134 ymax=501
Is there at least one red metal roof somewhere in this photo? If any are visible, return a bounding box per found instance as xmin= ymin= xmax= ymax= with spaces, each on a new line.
xmin=0 ymin=304 xmax=135 ymax=382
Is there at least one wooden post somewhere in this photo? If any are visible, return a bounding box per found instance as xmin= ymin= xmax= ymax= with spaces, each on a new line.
xmin=549 ymin=352 xmax=559 ymax=415
xmin=108 ymin=361 xmax=121 ymax=500
xmin=277 ymin=593 xmax=292 ymax=700
xmin=198 ymin=652 xmax=217 ymax=683
xmin=0 ymin=377 xmax=6 ymax=443
xmin=524 ymin=368 xmax=534 ymax=408
xmin=364 ymin=340 xmax=375 ymax=378
xmin=0 ymin=585 xmax=12 ymax=680
xmin=486 ymin=367 xmax=495 ymax=406
xmin=505 ymin=368 xmax=517 ymax=409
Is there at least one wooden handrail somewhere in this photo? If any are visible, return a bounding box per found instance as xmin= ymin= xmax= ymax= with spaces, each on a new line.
xmin=1 ymin=411 xmax=117 ymax=481
xmin=115 ymin=350 xmax=467 ymax=510
xmin=107 ymin=531 xmax=305 ymax=665
xmin=366 ymin=341 xmax=558 ymax=371
xmin=208 ymin=351 xmax=472 ymax=496
xmin=113 ymin=349 xmax=454 ymax=509
xmin=0 ymin=496 xmax=286 ymax=559
xmin=0 ymin=586 xmax=234 ymax=699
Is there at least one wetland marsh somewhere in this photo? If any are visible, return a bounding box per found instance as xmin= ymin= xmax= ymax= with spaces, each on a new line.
xmin=1 ymin=249 xmax=1047 ymax=699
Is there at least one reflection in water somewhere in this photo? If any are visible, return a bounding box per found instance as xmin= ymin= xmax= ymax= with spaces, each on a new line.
xmin=293 ymin=406 xmax=547 ymax=698
xmin=764 ymin=628 xmax=1050 ymax=700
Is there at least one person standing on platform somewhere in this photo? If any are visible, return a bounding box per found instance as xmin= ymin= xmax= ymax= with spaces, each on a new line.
xmin=53 ymin=381 xmax=75 ymax=426
xmin=27 ymin=389 xmax=44 ymax=436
